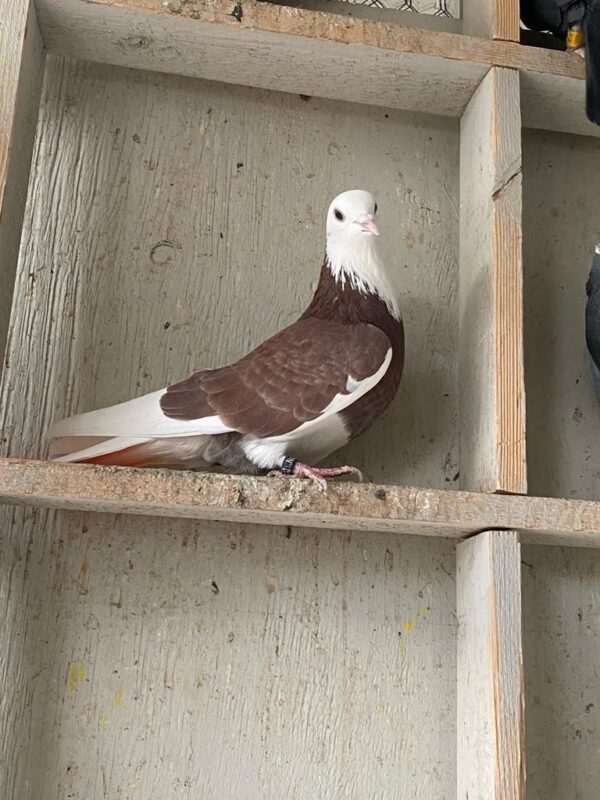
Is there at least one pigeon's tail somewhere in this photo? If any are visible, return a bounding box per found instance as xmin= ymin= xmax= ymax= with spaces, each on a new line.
xmin=585 ymin=0 xmax=600 ymax=123
xmin=50 ymin=434 xmax=213 ymax=467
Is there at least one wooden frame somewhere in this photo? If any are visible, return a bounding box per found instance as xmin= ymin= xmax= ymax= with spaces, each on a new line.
xmin=0 ymin=0 xmax=45 ymax=365
xmin=3 ymin=458 xmax=600 ymax=548
xmin=457 ymin=531 xmax=525 ymax=799
xmin=2 ymin=0 xmax=600 ymax=796
xmin=459 ymin=67 xmax=525 ymax=494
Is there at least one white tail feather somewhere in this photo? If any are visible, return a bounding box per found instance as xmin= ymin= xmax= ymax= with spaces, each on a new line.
xmin=47 ymin=389 xmax=233 ymax=441
xmin=51 ymin=436 xmax=152 ymax=462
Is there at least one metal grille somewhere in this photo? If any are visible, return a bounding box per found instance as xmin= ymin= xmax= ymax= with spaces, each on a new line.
xmin=338 ymin=0 xmax=459 ymax=17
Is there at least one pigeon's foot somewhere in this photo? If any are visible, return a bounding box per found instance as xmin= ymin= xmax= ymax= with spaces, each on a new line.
xmin=268 ymin=459 xmax=363 ymax=491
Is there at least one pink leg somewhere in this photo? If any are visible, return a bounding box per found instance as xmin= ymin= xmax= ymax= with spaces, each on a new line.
xmin=269 ymin=461 xmax=363 ymax=491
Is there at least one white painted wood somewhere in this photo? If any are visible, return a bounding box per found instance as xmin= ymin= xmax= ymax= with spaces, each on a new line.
xmin=34 ymin=0 xmax=487 ymax=118
xmin=0 ymin=57 xmax=461 ymax=797
xmin=457 ymin=531 xmax=525 ymax=800
xmin=523 ymin=129 xmax=600 ymax=501
xmin=459 ymin=67 xmax=526 ymax=494
xmin=32 ymin=0 xmax=598 ymax=138
xmin=0 ymin=0 xmax=45 ymax=371
xmin=0 ymin=507 xmax=457 ymax=799
xmin=522 ymin=544 xmax=600 ymax=800
xmin=521 ymin=71 xmax=600 ymax=140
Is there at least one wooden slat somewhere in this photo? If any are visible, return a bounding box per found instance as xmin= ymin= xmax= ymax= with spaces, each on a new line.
xmin=520 ymin=71 xmax=599 ymax=138
xmin=459 ymin=67 xmax=526 ymax=495
xmin=4 ymin=458 xmax=600 ymax=547
xmin=32 ymin=0 xmax=598 ymax=138
xmin=463 ymin=0 xmax=520 ymax=43
xmin=457 ymin=531 xmax=525 ymax=799
xmin=0 ymin=0 xmax=45 ymax=367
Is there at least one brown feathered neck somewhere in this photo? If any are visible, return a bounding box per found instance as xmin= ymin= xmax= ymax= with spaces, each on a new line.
xmin=301 ymin=260 xmax=401 ymax=333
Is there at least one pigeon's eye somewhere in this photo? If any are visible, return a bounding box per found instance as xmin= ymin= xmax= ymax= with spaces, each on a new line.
xmin=374 ymin=203 xmax=378 ymax=214
xmin=334 ymin=209 xmax=344 ymax=222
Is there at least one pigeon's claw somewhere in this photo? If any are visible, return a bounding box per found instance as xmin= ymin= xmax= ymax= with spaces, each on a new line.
xmin=268 ymin=461 xmax=363 ymax=491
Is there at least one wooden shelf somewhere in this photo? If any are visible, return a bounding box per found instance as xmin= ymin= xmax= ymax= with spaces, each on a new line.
xmin=33 ymin=0 xmax=594 ymax=136
xmin=3 ymin=458 xmax=600 ymax=548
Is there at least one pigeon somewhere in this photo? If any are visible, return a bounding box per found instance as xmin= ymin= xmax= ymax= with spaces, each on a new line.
xmin=47 ymin=189 xmax=405 ymax=488
xmin=585 ymin=242 xmax=600 ymax=395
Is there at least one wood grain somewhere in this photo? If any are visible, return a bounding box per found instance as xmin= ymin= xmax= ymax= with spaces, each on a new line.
xmin=522 ymin=544 xmax=600 ymax=799
xmin=457 ymin=531 xmax=525 ymax=800
xmin=0 ymin=0 xmax=44 ymax=371
xmin=0 ymin=57 xmax=459 ymax=488
xmin=0 ymin=58 xmax=461 ymax=797
xmin=523 ymin=129 xmax=600 ymax=501
xmin=0 ymin=506 xmax=458 ymax=798
xmin=4 ymin=458 xmax=600 ymax=546
xmin=459 ymin=67 xmax=526 ymax=494
xmin=521 ymin=71 xmax=600 ymax=140
xmin=32 ymin=0 xmax=599 ymax=139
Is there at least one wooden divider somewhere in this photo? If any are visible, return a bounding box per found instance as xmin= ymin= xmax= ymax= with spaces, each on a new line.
xmin=459 ymin=67 xmax=526 ymax=495
xmin=457 ymin=531 xmax=525 ymax=800
xmin=0 ymin=0 xmax=45 ymax=366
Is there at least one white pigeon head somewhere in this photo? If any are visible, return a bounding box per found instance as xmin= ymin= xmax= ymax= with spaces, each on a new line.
xmin=326 ymin=189 xmax=379 ymax=241
xmin=325 ymin=189 xmax=400 ymax=319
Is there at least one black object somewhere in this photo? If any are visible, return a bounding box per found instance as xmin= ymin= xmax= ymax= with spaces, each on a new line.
xmin=280 ymin=455 xmax=297 ymax=475
xmin=585 ymin=244 xmax=600 ymax=396
xmin=585 ymin=0 xmax=600 ymax=122
xmin=521 ymin=0 xmax=600 ymax=123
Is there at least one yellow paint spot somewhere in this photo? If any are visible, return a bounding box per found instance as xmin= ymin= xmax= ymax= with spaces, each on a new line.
xmin=112 ymin=687 xmax=124 ymax=709
xmin=399 ymin=640 xmax=407 ymax=656
xmin=404 ymin=618 xmax=415 ymax=634
xmin=98 ymin=710 xmax=109 ymax=728
xmin=68 ymin=661 xmax=86 ymax=694
xmin=417 ymin=606 xmax=429 ymax=618
xmin=76 ymin=559 xmax=89 ymax=595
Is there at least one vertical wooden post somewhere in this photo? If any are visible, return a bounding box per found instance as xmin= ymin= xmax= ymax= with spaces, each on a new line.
xmin=0 ymin=0 xmax=45 ymax=366
xmin=457 ymin=531 xmax=525 ymax=800
xmin=463 ymin=0 xmax=521 ymax=42
xmin=459 ymin=67 xmax=526 ymax=495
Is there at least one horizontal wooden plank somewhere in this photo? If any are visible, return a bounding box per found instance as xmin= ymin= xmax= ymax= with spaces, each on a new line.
xmin=2 ymin=458 xmax=600 ymax=547
xmin=33 ymin=0 xmax=596 ymax=135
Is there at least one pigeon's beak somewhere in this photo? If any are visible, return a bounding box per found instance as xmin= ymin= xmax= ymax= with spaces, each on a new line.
xmin=357 ymin=215 xmax=380 ymax=236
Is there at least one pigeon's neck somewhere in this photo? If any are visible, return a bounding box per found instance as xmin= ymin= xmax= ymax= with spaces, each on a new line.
xmin=322 ymin=236 xmax=400 ymax=320
xmin=302 ymin=260 xmax=402 ymax=332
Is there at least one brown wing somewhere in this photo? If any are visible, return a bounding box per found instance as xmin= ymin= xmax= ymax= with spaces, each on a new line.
xmin=159 ymin=317 xmax=391 ymax=438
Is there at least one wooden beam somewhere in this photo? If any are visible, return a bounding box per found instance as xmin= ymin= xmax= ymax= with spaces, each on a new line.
xmin=457 ymin=531 xmax=525 ymax=799
xmin=520 ymin=71 xmax=596 ymax=139
xmin=4 ymin=458 xmax=600 ymax=547
xmin=459 ymin=68 xmax=526 ymax=495
xmin=0 ymin=0 xmax=45 ymax=368
xmin=463 ymin=0 xmax=520 ymax=43
xmin=32 ymin=0 xmax=598 ymax=138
